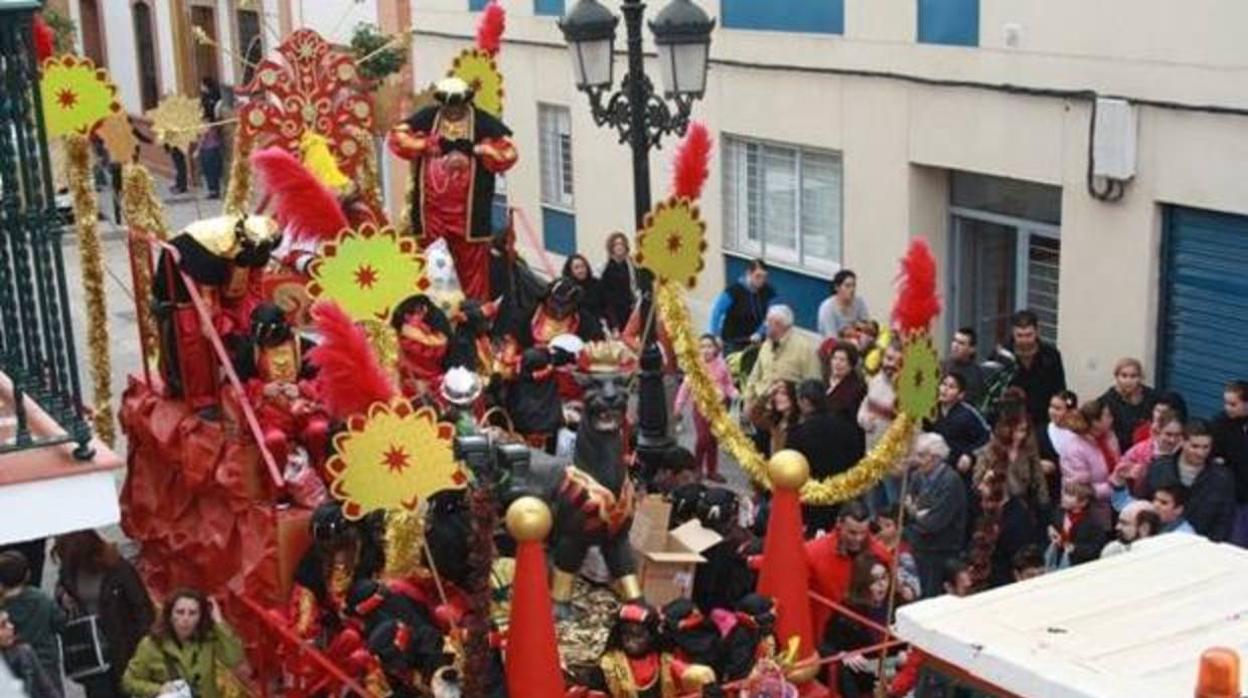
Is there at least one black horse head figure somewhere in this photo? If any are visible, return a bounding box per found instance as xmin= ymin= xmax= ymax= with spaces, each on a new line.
xmin=572 ymin=341 xmax=637 ymax=489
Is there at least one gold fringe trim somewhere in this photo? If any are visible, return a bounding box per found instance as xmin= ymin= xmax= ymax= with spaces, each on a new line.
xmin=65 ymin=135 xmax=114 ymax=447
xmin=120 ymin=163 xmax=169 ymax=364
xmin=224 ymin=129 xmax=254 ymax=217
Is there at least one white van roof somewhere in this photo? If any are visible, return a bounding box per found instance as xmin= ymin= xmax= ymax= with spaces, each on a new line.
xmin=895 ymin=535 xmax=1248 ymax=698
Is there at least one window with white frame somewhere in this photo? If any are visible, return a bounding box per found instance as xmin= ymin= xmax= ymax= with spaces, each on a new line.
xmin=722 ymin=135 xmax=843 ymax=275
xmin=539 ymin=104 xmax=574 ymax=209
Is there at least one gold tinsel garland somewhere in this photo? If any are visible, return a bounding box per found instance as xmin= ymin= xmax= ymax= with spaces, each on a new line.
xmin=657 ymin=282 xmax=913 ymax=505
xmin=65 ymin=135 xmax=115 ymax=447
xmin=120 ymin=164 xmax=170 ymax=362
xmin=353 ymin=128 xmax=384 ymax=215
xmin=223 ymin=129 xmax=254 ymax=217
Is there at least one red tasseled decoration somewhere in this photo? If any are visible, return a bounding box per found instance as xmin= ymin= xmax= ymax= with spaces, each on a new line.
xmin=33 ymin=15 xmax=55 ymax=63
xmin=307 ymin=302 xmax=396 ymax=420
xmin=891 ymin=238 xmax=942 ymax=334
xmin=476 ymin=2 xmax=506 ymax=56
xmin=250 ymin=147 xmax=350 ymax=243
xmin=671 ymin=121 xmax=712 ymax=201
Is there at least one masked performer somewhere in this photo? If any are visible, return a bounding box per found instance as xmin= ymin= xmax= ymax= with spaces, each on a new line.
xmin=389 ymin=77 xmax=517 ymax=301
xmin=288 ymin=502 xmax=385 ymax=642
xmin=582 ymin=601 xmax=716 ymax=698
xmin=153 ymin=215 xmax=280 ymax=413
xmin=661 ymin=599 xmax=720 ymax=669
xmin=392 ymin=294 xmax=452 ymax=402
xmin=235 ymin=303 xmax=330 ymax=471
xmin=716 ymin=594 xmax=781 ymax=684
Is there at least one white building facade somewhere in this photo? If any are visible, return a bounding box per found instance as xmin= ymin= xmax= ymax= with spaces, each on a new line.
xmin=59 ymin=0 xmax=1248 ymax=416
xmin=410 ymin=0 xmax=1248 ymax=416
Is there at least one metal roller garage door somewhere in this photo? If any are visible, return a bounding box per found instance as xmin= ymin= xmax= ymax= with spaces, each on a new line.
xmin=1159 ymin=206 xmax=1248 ymax=418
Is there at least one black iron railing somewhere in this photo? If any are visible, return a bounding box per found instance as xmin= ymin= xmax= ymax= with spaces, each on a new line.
xmin=0 ymin=7 xmax=94 ymax=459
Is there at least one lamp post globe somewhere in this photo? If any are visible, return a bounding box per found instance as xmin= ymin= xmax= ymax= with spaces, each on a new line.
xmin=559 ymin=0 xmax=619 ymax=90
xmin=649 ymin=0 xmax=716 ymax=97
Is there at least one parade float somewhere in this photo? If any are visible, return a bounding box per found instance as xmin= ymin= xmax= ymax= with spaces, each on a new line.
xmin=35 ymin=2 xmax=949 ymax=696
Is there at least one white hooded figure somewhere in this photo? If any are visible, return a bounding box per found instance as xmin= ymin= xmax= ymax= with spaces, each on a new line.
xmin=424 ymin=237 xmax=466 ymax=317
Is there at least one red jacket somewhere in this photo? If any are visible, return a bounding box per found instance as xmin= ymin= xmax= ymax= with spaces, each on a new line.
xmin=804 ymin=532 xmax=892 ymax=638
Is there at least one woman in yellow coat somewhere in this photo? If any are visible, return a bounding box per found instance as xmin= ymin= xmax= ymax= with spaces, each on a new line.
xmin=122 ymin=589 xmax=243 ymax=698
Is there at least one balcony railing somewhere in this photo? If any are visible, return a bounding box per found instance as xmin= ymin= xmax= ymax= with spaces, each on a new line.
xmin=0 ymin=7 xmax=94 ymax=459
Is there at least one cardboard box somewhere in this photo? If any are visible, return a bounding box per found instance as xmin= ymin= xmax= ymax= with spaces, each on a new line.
xmin=629 ymin=495 xmax=721 ymax=607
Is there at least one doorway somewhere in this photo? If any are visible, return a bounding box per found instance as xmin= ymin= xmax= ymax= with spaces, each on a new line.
xmin=79 ymin=0 xmax=107 ymax=68
xmin=191 ymin=4 xmax=220 ymax=86
xmin=950 ymin=208 xmax=1061 ymax=351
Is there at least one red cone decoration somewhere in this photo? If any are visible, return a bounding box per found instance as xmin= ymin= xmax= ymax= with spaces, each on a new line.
xmin=756 ymin=451 xmax=828 ymax=694
xmin=672 ymin=121 xmax=712 ymax=201
xmin=504 ymin=498 xmax=565 ymax=697
xmin=891 ymin=237 xmax=941 ymax=335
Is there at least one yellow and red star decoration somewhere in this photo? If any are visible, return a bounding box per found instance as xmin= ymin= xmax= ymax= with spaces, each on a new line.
xmin=39 ymin=55 xmax=120 ymax=138
xmin=449 ymin=48 xmax=504 ymax=118
xmin=897 ymin=332 xmax=942 ymax=421
xmin=635 ymin=197 xmax=708 ymax=290
xmin=326 ymin=400 xmax=466 ymax=520
xmin=307 ymin=224 xmax=429 ymax=323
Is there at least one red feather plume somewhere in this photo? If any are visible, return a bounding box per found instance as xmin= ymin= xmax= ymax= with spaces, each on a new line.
xmin=250 ymin=147 xmax=349 ymax=243
xmin=307 ymin=302 xmax=396 ymax=420
xmin=891 ymin=238 xmax=941 ymax=334
xmin=476 ymin=2 xmax=506 ymax=56
xmin=671 ymin=122 xmax=712 ymax=201
xmin=33 ymin=15 xmax=55 ymax=63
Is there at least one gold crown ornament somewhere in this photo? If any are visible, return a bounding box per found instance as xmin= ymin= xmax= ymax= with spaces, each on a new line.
xmin=575 ymin=340 xmax=638 ymax=375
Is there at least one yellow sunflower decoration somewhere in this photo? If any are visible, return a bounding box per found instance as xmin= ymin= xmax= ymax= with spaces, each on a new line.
xmin=146 ymin=95 xmax=205 ymax=154
xmin=307 ymin=224 xmax=429 ymax=323
xmin=636 ymin=198 xmax=708 ymax=290
xmin=326 ymin=400 xmax=466 ymax=520
xmin=40 ymin=55 xmax=119 ymax=138
xmin=449 ymin=49 xmax=504 ymax=118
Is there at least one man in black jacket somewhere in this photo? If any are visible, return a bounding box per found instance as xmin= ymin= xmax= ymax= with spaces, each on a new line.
xmin=1138 ymin=420 xmax=1236 ymax=542
xmin=1005 ymin=310 xmax=1066 ymax=428
xmin=905 ymin=433 xmax=968 ymax=598
xmin=1210 ymin=380 xmax=1248 ymax=546
xmin=709 ymin=259 xmax=776 ymax=354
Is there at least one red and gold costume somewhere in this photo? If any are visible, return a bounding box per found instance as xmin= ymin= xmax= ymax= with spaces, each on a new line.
xmin=397 ymin=318 xmax=449 ymax=400
xmin=389 ymin=79 xmax=516 ymax=302
xmin=153 ymin=216 xmax=279 ymax=411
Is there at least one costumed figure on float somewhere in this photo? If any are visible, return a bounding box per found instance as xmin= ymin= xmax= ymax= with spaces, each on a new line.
xmin=577 ymin=601 xmax=716 ymax=698
xmin=389 ymin=68 xmax=515 ymax=301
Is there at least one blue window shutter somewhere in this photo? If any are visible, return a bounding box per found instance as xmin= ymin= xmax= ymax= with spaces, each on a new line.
xmin=917 ymin=0 xmax=979 ymax=46
xmin=543 ymin=207 xmax=577 ymax=256
xmin=1159 ymin=206 xmax=1248 ymax=419
xmin=724 ymin=255 xmax=828 ymax=331
xmin=469 ymin=0 xmax=489 ymax=10
xmin=491 ymin=194 xmax=508 ymax=234
xmin=722 ymin=0 xmax=843 ymax=34
xmin=535 ymin=0 xmax=565 ymax=16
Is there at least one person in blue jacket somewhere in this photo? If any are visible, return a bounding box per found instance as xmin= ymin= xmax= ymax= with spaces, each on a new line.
xmin=709 ymin=259 xmax=777 ymax=355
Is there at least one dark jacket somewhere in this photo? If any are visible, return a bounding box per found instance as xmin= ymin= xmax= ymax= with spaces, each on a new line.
xmin=0 ymin=587 xmax=65 ymax=685
xmin=1210 ymin=412 xmax=1248 ymax=504
xmin=826 ymin=374 xmax=868 ymax=423
xmin=1006 ymin=341 xmax=1067 ymax=427
xmin=600 ymin=258 xmax=639 ymax=332
xmin=988 ymin=498 xmax=1038 ymax=587
xmin=1099 ymin=386 xmax=1158 ymax=453
xmin=820 ymin=602 xmax=886 ymax=698
xmin=788 ymin=412 xmax=864 ymax=481
xmin=1140 ymin=455 xmax=1236 ymax=542
xmin=719 ymin=282 xmax=776 ymax=351
xmin=925 ymin=402 xmax=990 ymax=466
xmin=1053 ymin=510 xmax=1107 ymax=567
xmin=908 ymin=464 xmax=968 ymax=554
xmin=57 ymin=560 xmax=155 ymax=677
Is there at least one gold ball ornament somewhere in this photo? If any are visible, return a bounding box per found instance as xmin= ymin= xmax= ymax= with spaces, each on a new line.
xmin=506 ymin=496 xmax=553 ymax=542
xmin=768 ymin=450 xmax=810 ymax=490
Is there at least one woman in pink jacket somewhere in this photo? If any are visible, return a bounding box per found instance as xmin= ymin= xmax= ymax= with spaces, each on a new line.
xmin=674 ymin=334 xmax=739 ymax=482
xmin=1121 ymin=408 xmax=1185 ymax=495
xmin=1059 ymin=398 xmax=1120 ymax=530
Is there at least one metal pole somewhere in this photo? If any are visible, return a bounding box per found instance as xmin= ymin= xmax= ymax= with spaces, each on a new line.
xmin=621 ymin=0 xmax=652 ymax=231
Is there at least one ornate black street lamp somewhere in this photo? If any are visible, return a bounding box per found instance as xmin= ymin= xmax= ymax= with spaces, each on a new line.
xmin=560 ymin=0 xmax=715 ymax=475
xmin=559 ymin=0 xmax=715 ymax=229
